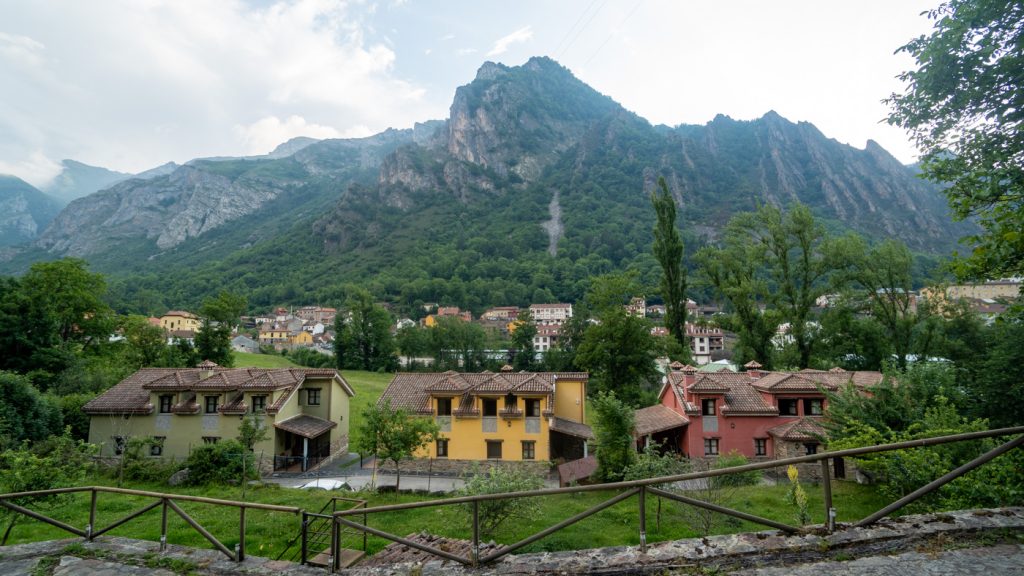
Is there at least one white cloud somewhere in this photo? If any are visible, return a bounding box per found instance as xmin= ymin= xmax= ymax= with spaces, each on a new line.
xmin=0 ymin=0 xmax=437 ymax=176
xmin=486 ymin=25 xmax=532 ymax=57
xmin=0 ymin=151 xmax=62 ymax=188
xmin=456 ymin=47 xmax=478 ymax=56
xmin=235 ymin=115 xmax=341 ymax=156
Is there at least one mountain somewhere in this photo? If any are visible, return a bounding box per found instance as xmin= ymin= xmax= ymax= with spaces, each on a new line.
xmin=0 ymin=176 xmax=62 ymax=246
xmin=5 ymin=57 xmax=972 ymax=311
xmin=41 ymin=160 xmax=132 ymax=204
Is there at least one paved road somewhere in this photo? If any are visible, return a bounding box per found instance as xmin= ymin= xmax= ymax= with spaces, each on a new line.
xmin=736 ymin=543 xmax=1024 ymax=575
xmin=265 ymin=453 xmax=561 ymax=492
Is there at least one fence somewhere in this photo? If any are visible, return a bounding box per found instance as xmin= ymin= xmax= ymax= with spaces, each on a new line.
xmin=0 ymin=486 xmax=300 ymax=562
xmin=330 ymin=425 xmax=1024 ymax=567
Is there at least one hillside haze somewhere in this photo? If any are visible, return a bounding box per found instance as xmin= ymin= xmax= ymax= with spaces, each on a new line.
xmin=3 ymin=57 xmax=971 ymax=310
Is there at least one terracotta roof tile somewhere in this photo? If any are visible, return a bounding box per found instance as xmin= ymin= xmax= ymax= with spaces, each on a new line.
xmin=767 ymin=418 xmax=827 ymax=441
xmin=634 ymin=405 xmax=688 ymax=436
xmin=84 ymin=367 xmax=352 ymax=415
xmin=274 ymin=414 xmax=337 ymax=439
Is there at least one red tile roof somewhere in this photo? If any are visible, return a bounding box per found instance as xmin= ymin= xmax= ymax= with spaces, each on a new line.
xmin=634 ymin=405 xmax=688 ymax=436
xmin=83 ymin=367 xmax=353 ymax=415
xmin=767 ymin=418 xmax=827 ymax=441
xmin=274 ymin=414 xmax=337 ymax=439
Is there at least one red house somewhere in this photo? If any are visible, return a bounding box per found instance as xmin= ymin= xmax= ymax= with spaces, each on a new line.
xmin=637 ymin=362 xmax=883 ymax=460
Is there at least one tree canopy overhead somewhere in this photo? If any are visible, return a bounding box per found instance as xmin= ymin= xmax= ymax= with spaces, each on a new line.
xmin=887 ymin=0 xmax=1024 ymax=279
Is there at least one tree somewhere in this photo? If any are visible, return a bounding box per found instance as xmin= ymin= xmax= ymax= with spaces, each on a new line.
xmin=845 ymin=237 xmax=921 ymax=369
xmin=887 ymin=0 xmax=1024 ymax=279
xmin=591 ymin=391 xmax=637 ymax=482
xmin=195 ymin=291 xmax=246 ymax=367
xmin=576 ymin=273 xmax=659 ymax=406
xmin=696 ymin=224 xmax=778 ymax=369
xmin=510 ymin=309 xmax=538 ymax=370
xmin=0 ymin=372 xmax=62 ymax=447
xmin=430 ymin=316 xmax=489 ymax=371
xmin=120 ymin=314 xmax=169 ymax=369
xmin=19 ymin=258 xmax=114 ymax=348
xmin=354 ymin=402 xmax=439 ymax=491
xmin=651 ymin=177 xmax=690 ymax=360
xmin=334 ymin=289 xmax=398 ymax=372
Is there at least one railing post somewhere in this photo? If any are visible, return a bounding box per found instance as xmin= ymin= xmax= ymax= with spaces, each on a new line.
xmin=471 ymin=500 xmax=480 ymax=566
xmin=820 ymin=458 xmax=835 ymax=532
xmin=362 ymin=502 xmax=368 ymax=552
xmin=329 ymin=517 xmax=339 ymax=573
xmin=160 ymin=498 xmax=168 ymax=552
xmin=238 ymin=506 xmax=246 ymax=562
xmin=638 ymin=486 xmax=648 ymax=553
xmin=300 ymin=512 xmax=308 ymax=565
xmin=87 ymin=488 xmax=97 ymax=540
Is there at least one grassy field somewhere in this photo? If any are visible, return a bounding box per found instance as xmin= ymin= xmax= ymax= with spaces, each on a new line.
xmin=2 ymin=478 xmax=888 ymax=559
xmin=232 ymin=351 xmax=299 ymax=368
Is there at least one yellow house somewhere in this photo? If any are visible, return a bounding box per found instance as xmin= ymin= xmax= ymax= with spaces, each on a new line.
xmin=83 ymin=361 xmax=355 ymax=473
xmin=378 ymin=368 xmax=592 ymax=462
xmin=290 ymin=330 xmax=314 ymax=347
xmin=159 ymin=310 xmax=201 ymax=333
xmin=258 ymin=324 xmax=290 ymax=347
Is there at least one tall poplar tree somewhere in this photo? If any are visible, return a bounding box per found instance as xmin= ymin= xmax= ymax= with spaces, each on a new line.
xmin=651 ymin=177 xmax=689 ymax=359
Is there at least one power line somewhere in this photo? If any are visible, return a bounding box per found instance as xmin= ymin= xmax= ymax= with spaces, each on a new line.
xmin=553 ymin=0 xmax=602 ymax=57
xmin=583 ymin=0 xmax=645 ymax=68
xmin=557 ymin=0 xmax=610 ymax=60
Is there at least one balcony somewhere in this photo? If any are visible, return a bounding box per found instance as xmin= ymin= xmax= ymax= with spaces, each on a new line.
xmin=435 ymin=416 xmax=452 ymax=432
xmin=499 ymin=407 xmax=524 ymax=419
xmin=482 ymin=417 xmax=498 ymax=433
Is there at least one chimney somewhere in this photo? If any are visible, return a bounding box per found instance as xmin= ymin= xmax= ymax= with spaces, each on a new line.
xmin=744 ymin=360 xmax=763 ymax=379
xmin=197 ymin=359 xmax=219 ymax=380
xmin=682 ymin=364 xmax=698 ymax=386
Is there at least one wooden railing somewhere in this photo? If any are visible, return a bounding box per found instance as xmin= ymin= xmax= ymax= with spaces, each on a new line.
xmin=330 ymin=425 xmax=1024 ymax=567
xmin=0 ymin=486 xmax=301 ymax=562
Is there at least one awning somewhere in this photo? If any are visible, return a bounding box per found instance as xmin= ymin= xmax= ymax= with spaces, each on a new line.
xmin=274 ymin=414 xmax=337 ymax=439
xmin=550 ymin=417 xmax=595 ymax=440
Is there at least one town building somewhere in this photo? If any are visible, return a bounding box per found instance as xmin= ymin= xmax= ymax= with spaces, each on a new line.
xmin=83 ymin=362 xmax=355 ymax=472
xmin=377 ymin=368 xmax=592 ymax=462
xmin=529 ymin=303 xmax=573 ymax=325
xmin=533 ymin=324 xmax=562 ymax=353
xmin=159 ymin=311 xmax=201 ymax=334
xmin=636 ymin=362 xmax=883 ymax=461
xmin=482 ymin=306 xmax=520 ymax=322
xmin=687 ymin=323 xmax=725 ymax=365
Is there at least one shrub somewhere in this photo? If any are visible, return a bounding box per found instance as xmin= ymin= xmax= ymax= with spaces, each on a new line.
xmin=457 ymin=464 xmax=545 ymax=538
xmin=183 ymin=440 xmax=255 ymax=485
xmin=710 ymin=451 xmax=761 ymax=488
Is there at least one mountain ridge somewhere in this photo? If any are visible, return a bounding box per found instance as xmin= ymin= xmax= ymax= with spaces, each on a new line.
xmin=1 ymin=56 xmax=972 ymax=311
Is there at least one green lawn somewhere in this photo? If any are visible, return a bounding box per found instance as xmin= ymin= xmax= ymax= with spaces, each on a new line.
xmin=232 ymin=351 xmax=299 ymax=368
xmin=2 ymin=478 xmax=888 ymax=559
xmin=340 ymin=370 xmax=393 ymax=450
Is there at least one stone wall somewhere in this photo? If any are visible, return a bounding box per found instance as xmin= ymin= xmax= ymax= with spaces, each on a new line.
xmin=375 ymin=458 xmax=551 ymax=478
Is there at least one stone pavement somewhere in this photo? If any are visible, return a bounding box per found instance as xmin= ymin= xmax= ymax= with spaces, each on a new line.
xmin=739 ymin=543 xmax=1024 ymax=575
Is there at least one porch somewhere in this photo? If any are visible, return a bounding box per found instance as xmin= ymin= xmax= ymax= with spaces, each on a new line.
xmin=273 ymin=414 xmax=337 ymax=472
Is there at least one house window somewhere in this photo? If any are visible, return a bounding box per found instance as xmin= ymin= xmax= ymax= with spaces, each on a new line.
xmin=486 ymin=440 xmax=503 ymax=460
xmin=482 ymin=398 xmax=498 ymax=417
xmin=307 ymin=388 xmax=321 ymax=406
xmin=525 ymin=398 xmax=541 ymax=417
xmin=202 ymin=436 xmax=220 ymax=445
xmin=204 ymin=396 xmax=219 ymax=413
xmin=704 ymin=438 xmax=719 ymax=456
xmin=778 ymin=399 xmax=799 ymax=416
xmin=804 ymin=398 xmax=824 ymax=416
xmin=113 ymin=436 xmax=126 ymax=456
xmin=754 ymin=438 xmax=767 ymax=456
xmin=436 ymin=438 xmax=449 ymax=458
xmin=522 ymin=441 xmax=536 ymax=460
xmin=701 ymin=398 xmax=716 ymax=416
xmin=150 ymin=436 xmax=165 ymax=456
xmin=804 ymin=443 xmax=819 ymax=455
xmin=437 ymin=397 xmax=452 ymax=416
xmin=251 ymin=395 xmax=267 ymax=413
xmin=159 ymin=395 xmax=174 ymax=413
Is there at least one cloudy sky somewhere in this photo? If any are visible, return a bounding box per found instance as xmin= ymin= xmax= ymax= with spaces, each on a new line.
xmin=0 ymin=0 xmax=938 ymax=187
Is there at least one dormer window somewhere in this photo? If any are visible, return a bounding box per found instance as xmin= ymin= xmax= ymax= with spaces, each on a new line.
xmin=204 ymin=395 xmax=219 ymax=414
xmin=525 ymin=398 xmax=541 ymax=417
xmin=251 ymin=395 xmax=267 ymax=413
xmin=437 ymin=397 xmax=452 ymax=416
xmin=804 ymin=398 xmax=824 ymax=416
xmin=701 ymin=398 xmax=716 ymax=416
xmin=779 ymin=399 xmax=798 ymax=416
xmin=159 ymin=395 xmax=173 ymax=413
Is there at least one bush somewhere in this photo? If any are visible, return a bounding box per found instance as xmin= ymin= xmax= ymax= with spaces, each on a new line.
xmin=711 ymin=451 xmax=761 ymax=488
xmin=183 ymin=440 xmax=256 ymax=485
xmin=119 ymin=437 xmax=182 ymax=483
xmin=456 ymin=464 xmax=545 ymax=538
